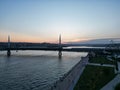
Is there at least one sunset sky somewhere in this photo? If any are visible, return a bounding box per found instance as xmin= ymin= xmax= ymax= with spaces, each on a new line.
xmin=0 ymin=0 xmax=120 ymax=43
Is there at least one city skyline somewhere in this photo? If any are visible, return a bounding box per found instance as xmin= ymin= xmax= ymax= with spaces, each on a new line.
xmin=0 ymin=0 xmax=120 ymax=43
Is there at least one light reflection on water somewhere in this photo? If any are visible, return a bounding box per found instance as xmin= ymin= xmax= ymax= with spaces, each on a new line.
xmin=0 ymin=51 xmax=87 ymax=90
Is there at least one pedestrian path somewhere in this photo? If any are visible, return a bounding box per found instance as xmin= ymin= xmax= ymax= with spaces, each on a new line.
xmin=69 ymin=57 xmax=88 ymax=90
xmin=101 ymin=74 xmax=120 ymax=90
xmin=118 ymin=62 xmax=120 ymax=72
xmin=87 ymin=63 xmax=115 ymax=67
xmin=101 ymin=62 xmax=120 ymax=90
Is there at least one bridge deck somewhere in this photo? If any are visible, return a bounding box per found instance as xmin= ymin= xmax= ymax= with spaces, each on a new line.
xmin=0 ymin=47 xmax=120 ymax=52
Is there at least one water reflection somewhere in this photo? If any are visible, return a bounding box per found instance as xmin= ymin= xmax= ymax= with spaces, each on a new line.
xmin=58 ymin=51 xmax=62 ymax=60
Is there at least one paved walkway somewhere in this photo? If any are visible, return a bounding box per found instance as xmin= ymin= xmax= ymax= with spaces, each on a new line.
xmin=87 ymin=63 xmax=115 ymax=67
xmin=69 ymin=57 xmax=88 ymax=90
xmin=101 ymin=74 xmax=120 ymax=90
xmin=51 ymin=56 xmax=89 ymax=90
xmin=101 ymin=62 xmax=120 ymax=90
xmin=118 ymin=62 xmax=120 ymax=72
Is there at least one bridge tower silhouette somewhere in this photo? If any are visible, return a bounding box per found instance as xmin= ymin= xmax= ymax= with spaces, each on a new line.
xmin=7 ymin=35 xmax=11 ymax=57
xmin=58 ymin=34 xmax=62 ymax=59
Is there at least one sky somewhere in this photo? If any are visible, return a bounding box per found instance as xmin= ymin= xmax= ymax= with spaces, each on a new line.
xmin=0 ymin=0 xmax=120 ymax=43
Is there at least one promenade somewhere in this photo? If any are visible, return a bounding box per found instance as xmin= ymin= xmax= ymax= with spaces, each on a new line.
xmin=101 ymin=62 xmax=120 ymax=90
xmin=51 ymin=56 xmax=89 ymax=90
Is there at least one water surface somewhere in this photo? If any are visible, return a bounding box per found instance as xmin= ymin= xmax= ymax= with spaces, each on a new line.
xmin=0 ymin=51 xmax=87 ymax=90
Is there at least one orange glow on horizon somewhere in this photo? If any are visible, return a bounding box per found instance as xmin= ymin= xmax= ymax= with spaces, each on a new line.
xmin=0 ymin=35 xmax=89 ymax=44
xmin=0 ymin=31 xmax=89 ymax=43
xmin=63 ymin=38 xmax=90 ymax=44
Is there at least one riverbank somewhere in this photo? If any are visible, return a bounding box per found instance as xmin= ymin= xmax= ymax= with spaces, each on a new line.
xmin=50 ymin=56 xmax=89 ymax=90
xmin=74 ymin=65 xmax=115 ymax=90
xmin=74 ymin=55 xmax=117 ymax=90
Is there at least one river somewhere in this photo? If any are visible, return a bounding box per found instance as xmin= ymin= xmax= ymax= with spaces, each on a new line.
xmin=0 ymin=51 xmax=87 ymax=90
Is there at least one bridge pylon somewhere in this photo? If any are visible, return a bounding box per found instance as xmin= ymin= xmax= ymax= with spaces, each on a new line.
xmin=58 ymin=34 xmax=62 ymax=59
xmin=7 ymin=35 xmax=11 ymax=57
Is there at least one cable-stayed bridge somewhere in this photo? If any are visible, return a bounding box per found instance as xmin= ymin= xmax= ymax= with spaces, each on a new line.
xmin=0 ymin=35 xmax=120 ymax=57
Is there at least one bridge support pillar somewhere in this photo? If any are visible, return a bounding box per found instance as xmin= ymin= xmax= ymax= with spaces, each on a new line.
xmin=7 ymin=50 xmax=11 ymax=57
xmin=58 ymin=50 xmax=62 ymax=59
xmin=58 ymin=34 xmax=62 ymax=59
xmin=7 ymin=35 xmax=11 ymax=57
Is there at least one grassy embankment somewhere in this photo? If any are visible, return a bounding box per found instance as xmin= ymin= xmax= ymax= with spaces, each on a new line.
xmin=74 ymin=56 xmax=116 ymax=90
xmin=89 ymin=56 xmax=114 ymax=65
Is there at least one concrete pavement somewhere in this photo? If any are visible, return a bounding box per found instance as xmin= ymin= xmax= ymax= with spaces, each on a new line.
xmin=101 ymin=62 xmax=120 ymax=90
